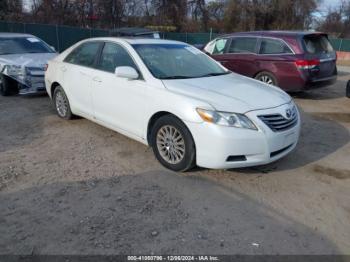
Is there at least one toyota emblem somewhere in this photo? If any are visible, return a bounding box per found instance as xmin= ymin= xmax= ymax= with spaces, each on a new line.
xmin=286 ymin=108 xmax=292 ymax=119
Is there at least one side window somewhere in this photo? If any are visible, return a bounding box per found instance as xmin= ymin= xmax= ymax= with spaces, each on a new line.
xmin=97 ymin=42 xmax=137 ymax=73
xmin=259 ymin=38 xmax=293 ymax=54
xmin=212 ymin=38 xmax=228 ymax=54
xmin=64 ymin=42 xmax=101 ymax=67
xmin=228 ymin=37 xmax=257 ymax=53
xmin=204 ymin=40 xmax=216 ymax=54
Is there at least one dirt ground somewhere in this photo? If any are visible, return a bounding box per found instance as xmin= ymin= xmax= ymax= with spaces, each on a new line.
xmin=0 ymin=71 xmax=349 ymax=256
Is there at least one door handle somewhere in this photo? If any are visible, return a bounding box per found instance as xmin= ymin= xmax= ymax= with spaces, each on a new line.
xmin=60 ymin=66 xmax=67 ymax=72
xmin=93 ymin=76 xmax=102 ymax=83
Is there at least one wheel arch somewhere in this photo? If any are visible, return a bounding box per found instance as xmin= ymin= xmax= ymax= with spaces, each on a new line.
xmin=146 ymin=111 xmax=196 ymax=149
xmin=50 ymin=82 xmax=61 ymax=98
xmin=147 ymin=111 xmax=173 ymax=146
xmin=253 ymin=69 xmax=275 ymax=78
xmin=254 ymin=70 xmax=279 ymax=85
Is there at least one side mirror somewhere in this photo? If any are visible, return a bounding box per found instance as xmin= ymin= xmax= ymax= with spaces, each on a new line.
xmin=115 ymin=66 xmax=139 ymax=80
xmin=50 ymin=46 xmax=56 ymax=52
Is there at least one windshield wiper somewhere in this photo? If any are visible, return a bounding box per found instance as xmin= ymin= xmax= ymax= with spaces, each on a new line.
xmin=160 ymin=75 xmax=195 ymax=79
xmin=198 ymin=71 xmax=231 ymax=78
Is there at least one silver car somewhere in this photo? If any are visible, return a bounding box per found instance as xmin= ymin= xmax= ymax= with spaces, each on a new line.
xmin=0 ymin=33 xmax=57 ymax=96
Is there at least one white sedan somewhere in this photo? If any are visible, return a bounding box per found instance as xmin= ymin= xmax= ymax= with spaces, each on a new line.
xmin=45 ymin=38 xmax=300 ymax=171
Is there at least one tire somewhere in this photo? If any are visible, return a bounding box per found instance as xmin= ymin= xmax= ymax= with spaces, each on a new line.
xmin=0 ymin=74 xmax=19 ymax=96
xmin=53 ymin=86 xmax=73 ymax=120
xmin=255 ymin=71 xmax=277 ymax=86
xmin=151 ymin=115 xmax=196 ymax=172
xmin=346 ymin=80 xmax=350 ymax=98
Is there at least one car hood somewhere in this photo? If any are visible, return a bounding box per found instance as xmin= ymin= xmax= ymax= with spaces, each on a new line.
xmin=0 ymin=53 xmax=57 ymax=68
xmin=162 ymin=73 xmax=291 ymax=113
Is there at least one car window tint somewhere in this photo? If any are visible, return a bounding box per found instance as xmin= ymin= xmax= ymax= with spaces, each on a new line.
xmin=259 ymin=38 xmax=293 ymax=54
xmin=303 ymin=35 xmax=333 ymax=54
xmin=65 ymin=42 xmax=101 ymax=67
xmin=228 ymin=37 xmax=257 ymax=53
xmin=98 ymin=42 xmax=137 ymax=73
xmin=212 ymin=39 xmax=228 ymax=54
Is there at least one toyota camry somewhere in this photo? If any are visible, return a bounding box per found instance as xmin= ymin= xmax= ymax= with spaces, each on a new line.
xmin=45 ymin=38 xmax=300 ymax=171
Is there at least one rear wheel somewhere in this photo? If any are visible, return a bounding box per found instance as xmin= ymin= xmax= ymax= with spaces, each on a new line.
xmin=255 ymin=71 xmax=277 ymax=86
xmin=151 ymin=115 xmax=196 ymax=172
xmin=53 ymin=86 xmax=73 ymax=120
xmin=0 ymin=74 xmax=19 ymax=96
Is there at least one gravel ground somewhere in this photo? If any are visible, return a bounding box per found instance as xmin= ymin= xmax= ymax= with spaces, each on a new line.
xmin=0 ymin=71 xmax=349 ymax=255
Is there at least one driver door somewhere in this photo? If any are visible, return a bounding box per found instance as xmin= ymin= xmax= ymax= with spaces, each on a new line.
xmin=91 ymin=42 xmax=147 ymax=138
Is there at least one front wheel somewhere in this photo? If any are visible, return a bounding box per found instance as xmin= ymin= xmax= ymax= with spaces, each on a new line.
xmin=53 ymin=86 xmax=73 ymax=120
xmin=151 ymin=115 xmax=196 ymax=172
xmin=255 ymin=71 xmax=277 ymax=86
xmin=0 ymin=74 xmax=19 ymax=96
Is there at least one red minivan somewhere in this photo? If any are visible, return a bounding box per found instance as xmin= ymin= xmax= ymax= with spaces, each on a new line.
xmin=204 ymin=31 xmax=337 ymax=92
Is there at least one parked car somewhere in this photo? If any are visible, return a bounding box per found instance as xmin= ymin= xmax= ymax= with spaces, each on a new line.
xmin=204 ymin=31 xmax=337 ymax=92
xmin=0 ymin=33 xmax=57 ymax=96
xmin=347 ymin=80 xmax=350 ymax=98
xmin=110 ymin=27 xmax=160 ymax=39
xmin=45 ymin=38 xmax=300 ymax=171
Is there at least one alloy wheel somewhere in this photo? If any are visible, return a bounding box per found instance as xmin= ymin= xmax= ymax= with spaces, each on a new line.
xmin=156 ymin=125 xmax=186 ymax=164
xmin=259 ymin=75 xmax=274 ymax=85
xmin=55 ymin=90 xmax=68 ymax=117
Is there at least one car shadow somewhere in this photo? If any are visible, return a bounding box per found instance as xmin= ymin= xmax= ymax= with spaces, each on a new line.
xmin=0 ymin=171 xmax=342 ymax=255
xmin=233 ymin=109 xmax=350 ymax=173
xmin=290 ymin=72 xmax=349 ymax=100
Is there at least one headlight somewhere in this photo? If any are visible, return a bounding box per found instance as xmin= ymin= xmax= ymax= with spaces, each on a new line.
xmin=7 ymin=65 xmax=26 ymax=79
xmin=196 ymin=108 xmax=258 ymax=130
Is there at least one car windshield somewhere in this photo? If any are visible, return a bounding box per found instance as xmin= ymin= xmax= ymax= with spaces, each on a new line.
xmin=132 ymin=43 xmax=229 ymax=79
xmin=0 ymin=37 xmax=54 ymax=55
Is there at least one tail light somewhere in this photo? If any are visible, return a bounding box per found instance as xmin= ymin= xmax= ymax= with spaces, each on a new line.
xmin=295 ymin=59 xmax=320 ymax=70
xmin=44 ymin=64 xmax=48 ymax=71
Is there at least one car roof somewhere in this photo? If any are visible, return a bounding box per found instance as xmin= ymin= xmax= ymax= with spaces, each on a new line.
xmin=221 ymin=30 xmax=326 ymax=38
xmin=0 ymin=32 xmax=35 ymax=38
xmin=110 ymin=27 xmax=158 ymax=36
xmin=85 ymin=37 xmax=187 ymax=45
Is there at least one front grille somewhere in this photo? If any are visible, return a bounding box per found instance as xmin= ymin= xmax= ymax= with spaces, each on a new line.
xmin=26 ymin=67 xmax=45 ymax=76
xmin=258 ymin=111 xmax=298 ymax=132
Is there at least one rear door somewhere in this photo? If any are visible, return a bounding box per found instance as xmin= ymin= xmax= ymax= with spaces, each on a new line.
xmin=302 ymin=34 xmax=337 ymax=79
xmin=62 ymin=41 xmax=103 ymax=117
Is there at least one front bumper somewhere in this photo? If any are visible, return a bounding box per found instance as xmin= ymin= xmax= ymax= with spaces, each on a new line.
xmin=3 ymin=66 xmax=47 ymax=95
xmin=186 ymin=103 xmax=301 ymax=169
xmin=19 ymin=71 xmax=47 ymax=95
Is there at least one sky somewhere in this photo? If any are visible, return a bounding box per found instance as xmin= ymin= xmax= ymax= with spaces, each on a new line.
xmin=321 ymin=0 xmax=344 ymax=8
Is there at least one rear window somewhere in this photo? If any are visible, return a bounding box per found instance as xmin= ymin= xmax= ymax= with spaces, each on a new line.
xmin=259 ymin=38 xmax=293 ymax=54
xmin=303 ymin=35 xmax=333 ymax=54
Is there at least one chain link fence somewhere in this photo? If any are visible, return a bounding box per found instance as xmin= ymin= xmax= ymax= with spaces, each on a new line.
xmin=1 ymin=21 xmax=350 ymax=52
